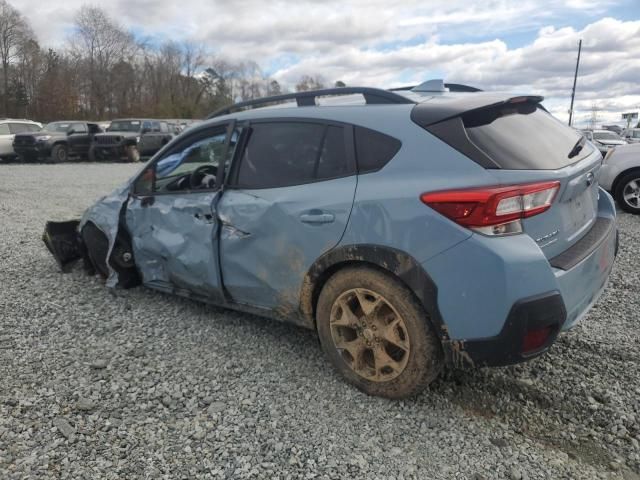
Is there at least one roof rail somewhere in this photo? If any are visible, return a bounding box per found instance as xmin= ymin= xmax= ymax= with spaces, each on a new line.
xmin=207 ymin=87 xmax=415 ymax=119
xmin=389 ymin=82 xmax=482 ymax=93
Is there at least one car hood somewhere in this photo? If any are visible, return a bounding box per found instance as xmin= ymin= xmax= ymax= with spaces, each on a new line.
xmin=596 ymin=139 xmax=627 ymax=146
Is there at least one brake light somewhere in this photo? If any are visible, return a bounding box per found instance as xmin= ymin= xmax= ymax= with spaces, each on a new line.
xmin=420 ymin=181 xmax=560 ymax=236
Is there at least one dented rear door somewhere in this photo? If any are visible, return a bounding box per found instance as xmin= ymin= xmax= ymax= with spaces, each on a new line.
xmin=218 ymin=120 xmax=357 ymax=314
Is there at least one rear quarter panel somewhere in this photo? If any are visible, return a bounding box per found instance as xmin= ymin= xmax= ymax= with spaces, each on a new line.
xmin=336 ymin=106 xmax=498 ymax=264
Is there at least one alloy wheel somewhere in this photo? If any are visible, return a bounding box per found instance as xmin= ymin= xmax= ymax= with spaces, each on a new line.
xmin=622 ymin=178 xmax=640 ymax=209
xmin=329 ymin=288 xmax=410 ymax=382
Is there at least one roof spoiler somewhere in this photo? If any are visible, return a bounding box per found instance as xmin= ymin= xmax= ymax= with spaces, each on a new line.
xmin=412 ymin=94 xmax=544 ymax=127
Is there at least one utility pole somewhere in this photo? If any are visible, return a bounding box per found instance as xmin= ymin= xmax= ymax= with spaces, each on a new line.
xmin=568 ymin=39 xmax=582 ymax=127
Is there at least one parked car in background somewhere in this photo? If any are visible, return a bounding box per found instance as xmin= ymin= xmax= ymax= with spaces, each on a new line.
xmin=602 ymin=125 xmax=624 ymax=135
xmin=623 ymin=128 xmax=640 ymax=144
xmin=91 ymin=119 xmax=174 ymax=162
xmin=0 ymin=119 xmax=42 ymax=161
xmin=600 ymin=143 xmax=640 ymax=214
xmin=582 ymin=129 xmax=627 ymax=156
xmin=13 ymin=121 xmax=103 ymax=163
xmin=43 ymin=82 xmax=618 ymax=398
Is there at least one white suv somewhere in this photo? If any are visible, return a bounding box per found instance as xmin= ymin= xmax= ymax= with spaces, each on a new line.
xmin=0 ymin=119 xmax=42 ymax=161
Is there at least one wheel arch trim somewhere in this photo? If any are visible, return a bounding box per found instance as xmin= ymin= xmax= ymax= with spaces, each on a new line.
xmin=299 ymin=244 xmax=448 ymax=341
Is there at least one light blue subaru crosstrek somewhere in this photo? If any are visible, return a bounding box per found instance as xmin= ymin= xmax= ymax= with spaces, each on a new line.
xmin=44 ymin=80 xmax=618 ymax=398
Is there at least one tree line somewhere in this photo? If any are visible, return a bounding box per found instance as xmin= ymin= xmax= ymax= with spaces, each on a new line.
xmin=0 ymin=1 xmax=339 ymax=122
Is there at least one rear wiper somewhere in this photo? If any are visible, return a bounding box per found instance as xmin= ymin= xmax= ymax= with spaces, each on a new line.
xmin=568 ymin=135 xmax=586 ymax=159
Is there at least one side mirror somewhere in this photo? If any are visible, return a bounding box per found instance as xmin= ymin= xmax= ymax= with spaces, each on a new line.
xmin=141 ymin=127 xmax=150 ymax=134
xmin=67 ymin=129 xmax=75 ymax=136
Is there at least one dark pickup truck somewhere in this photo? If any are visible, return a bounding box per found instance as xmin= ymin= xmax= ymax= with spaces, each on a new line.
xmin=91 ymin=119 xmax=174 ymax=162
xmin=13 ymin=121 xmax=103 ymax=162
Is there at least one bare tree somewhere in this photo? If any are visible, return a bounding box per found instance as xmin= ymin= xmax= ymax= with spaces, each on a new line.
xmin=69 ymin=6 xmax=136 ymax=117
xmin=296 ymin=75 xmax=325 ymax=92
xmin=0 ymin=0 xmax=31 ymax=115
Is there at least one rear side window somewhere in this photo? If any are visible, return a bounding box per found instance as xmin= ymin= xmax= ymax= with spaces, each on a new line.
xmin=235 ymin=122 xmax=351 ymax=189
xmin=9 ymin=123 xmax=29 ymax=134
xmin=462 ymin=103 xmax=594 ymax=169
xmin=354 ymin=126 xmax=401 ymax=173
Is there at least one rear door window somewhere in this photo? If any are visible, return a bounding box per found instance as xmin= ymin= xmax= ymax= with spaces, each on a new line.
xmin=354 ymin=126 xmax=401 ymax=173
xmin=72 ymin=123 xmax=87 ymax=134
xmin=235 ymin=122 xmax=352 ymax=189
xmin=9 ymin=123 xmax=30 ymax=134
xmin=463 ymin=103 xmax=594 ymax=169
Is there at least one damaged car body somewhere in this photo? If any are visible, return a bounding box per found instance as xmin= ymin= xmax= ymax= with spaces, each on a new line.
xmin=45 ymin=82 xmax=618 ymax=399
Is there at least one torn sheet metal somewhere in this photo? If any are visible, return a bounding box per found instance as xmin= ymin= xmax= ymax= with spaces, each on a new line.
xmin=78 ymin=182 xmax=131 ymax=288
xmin=42 ymin=220 xmax=83 ymax=272
xmin=125 ymin=192 xmax=223 ymax=300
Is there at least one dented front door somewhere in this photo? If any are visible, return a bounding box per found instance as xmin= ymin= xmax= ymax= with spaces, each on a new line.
xmin=218 ymin=120 xmax=357 ymax=314
xmin=126 ymin=192 xmax=222 ymax=300
xmin=125 ymin=123 xmax=235 ymax=302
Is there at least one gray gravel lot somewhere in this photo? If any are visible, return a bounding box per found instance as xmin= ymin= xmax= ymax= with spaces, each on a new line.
xmin=0 ymin=163 xmax=639 ymax=479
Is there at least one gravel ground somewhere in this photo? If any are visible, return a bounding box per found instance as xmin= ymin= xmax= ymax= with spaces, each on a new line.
xmin=0 ymin=163 xmax=639 ymax=480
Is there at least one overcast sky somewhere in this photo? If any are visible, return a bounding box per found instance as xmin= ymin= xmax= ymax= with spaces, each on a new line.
xmin=13 ymin=0 xmax=640 ymax=126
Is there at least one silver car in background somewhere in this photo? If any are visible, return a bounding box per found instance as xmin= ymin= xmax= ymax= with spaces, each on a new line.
xmin=582 ymin=129 xmax=628 ymax=157
xmin=623 ymin=128 xmax=640 ymax=144
xmin=600 ymin=142 xmax=640 ymax=214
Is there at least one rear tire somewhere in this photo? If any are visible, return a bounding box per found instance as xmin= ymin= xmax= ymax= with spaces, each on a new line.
xmin=50 ymin=144 xmax=68 ymax=163
xmin=614 ymin=171 xmax=640 ymax=214
xmin=316 ymin=266 xmax=443 ymax=399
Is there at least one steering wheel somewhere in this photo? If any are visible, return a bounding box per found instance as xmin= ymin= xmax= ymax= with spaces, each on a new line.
xmin=189 ymin=164 xmax=218 ymax=189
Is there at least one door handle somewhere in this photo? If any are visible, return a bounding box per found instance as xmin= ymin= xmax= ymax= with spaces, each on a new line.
xmin=194 ymin=212 xmax=215 ymax=223
xmin=299 ymin=212 xmax=335 ymax=224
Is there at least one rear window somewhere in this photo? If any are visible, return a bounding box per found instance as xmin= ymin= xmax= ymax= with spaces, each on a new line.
xmin=354 ymin=127 xmax=401 ymax=173
xmin=463 ymin=103 xmax=593 ymax=169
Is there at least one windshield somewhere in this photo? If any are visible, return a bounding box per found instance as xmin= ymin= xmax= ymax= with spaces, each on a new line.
xmin=108 ymin=120 xmax=142 ymax=132
xmin=44 ymin=122 xmax=73 ymax=133
xmin=593 ymin=131 xmax=620 ymax=141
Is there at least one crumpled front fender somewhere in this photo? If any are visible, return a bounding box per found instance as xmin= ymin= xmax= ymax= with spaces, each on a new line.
xmin=78 ymin=183 xmax=132 ymax=287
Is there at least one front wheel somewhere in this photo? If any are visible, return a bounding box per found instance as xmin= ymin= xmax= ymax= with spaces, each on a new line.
xmin=316 ymin=266 xmax=443 ymax=399
xmin=50 ymin=144 xmax=68 ymax=163
xmin=614 ymin=172 xmax=640 ymax=214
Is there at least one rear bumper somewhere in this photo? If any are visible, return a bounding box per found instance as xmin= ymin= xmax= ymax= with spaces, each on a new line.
xmin=424 ymin=188 xmax=617 ymax=368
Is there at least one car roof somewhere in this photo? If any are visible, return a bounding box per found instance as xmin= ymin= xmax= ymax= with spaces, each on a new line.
xmin=0 ymin=118 xmax=40 ymax=123
xmin=203 ymin=90 xmax=542 ymax=136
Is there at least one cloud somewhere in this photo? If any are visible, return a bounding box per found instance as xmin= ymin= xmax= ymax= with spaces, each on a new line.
xmin=11 ymin=0 xmax=640 ymax=126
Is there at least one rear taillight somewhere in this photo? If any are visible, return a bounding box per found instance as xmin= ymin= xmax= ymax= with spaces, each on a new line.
xmin=522 ymin=325 xmax=555 ymax=355
xmin=420 ymin=181 xmax=560 ymax=236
